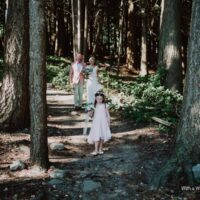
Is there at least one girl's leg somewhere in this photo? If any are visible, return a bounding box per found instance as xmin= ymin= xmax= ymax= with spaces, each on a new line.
xmin=99 ymin=139 xmax=104 ymax=153
xmin=95 ymin=141 xmax=99 ymax=153
xmin=91 ymin=141 xmax=99 ymax=156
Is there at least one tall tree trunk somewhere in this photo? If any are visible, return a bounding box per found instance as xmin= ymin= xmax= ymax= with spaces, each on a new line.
xmin=158 ymin=0 xmax=182 ymax=92
xmin=53 ymin=0 xmax=68 ymax=56
xmin=77 ymin=0 xmax=82 ymax=53
xmin=150 ymin=0 xmax=200 ymax=189
xmin=45 ymin=7 xmax=51 ymax=55
xmin=92 ymin=9 xmax=104 ymax=55
xmin=83 ymin=0 xmax=89 ymax=59
xmin=159 ymin=0 xmax=164 ymax=29
xmin=147 ymin=0 xmax=159 ymax=69
xmin=54 ymin=13 xmax=58 ymax=55
xmin=71 ymin=0 xmax=78 ymax=60
xmin=140 ymin=0 xmax=148 ymax=76
xmin=29 ymin=0 xmax=48 ymax=169
xmin=49 ymin=0 xmax=56 ymax=55
xmin=0 ymin=1 xmax=5 ymax=54
xmin=66 ymin=0 xmax=73 ymax=54
xmin=0 ymin=0 xmax=29 ymax=131
xmin=106 ymin=9 xmax=110 ymax=54
xmin=71 ymin=0 xmax=84 ymax=57
xmin=126 ymin=0 xmax=138 ymax=70
xmin=117 ymin=0 xmax=125 ymax=74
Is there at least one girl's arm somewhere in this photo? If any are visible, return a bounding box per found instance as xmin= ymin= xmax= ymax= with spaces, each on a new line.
xmin=106 ymin=108 xmax=111 ymax=125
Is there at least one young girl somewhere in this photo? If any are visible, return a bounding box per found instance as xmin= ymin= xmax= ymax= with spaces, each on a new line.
xmin=88 ymin=92 xmax=111 ymax=155
xmin=86 ymin=57 xmax=102 ymax=104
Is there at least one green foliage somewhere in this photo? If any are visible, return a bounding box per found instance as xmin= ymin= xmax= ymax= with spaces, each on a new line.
xmin=46 ymin=56 xmax=71 ymax=90
xmin=52 ymin=68 xmax=70 ymax=91
xmin=47 ymin=55 xmax=71 ymax=67
xmin=46 ymin=65 xmax=61 ymax=82
xmin=106 ymin=71 xmax=183 ymax=134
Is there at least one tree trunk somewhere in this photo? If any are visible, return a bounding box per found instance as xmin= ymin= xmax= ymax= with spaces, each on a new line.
xmin=83 ymin=0 xmax=89 ymax=59
xmin=53 ymin=0 xmax=68 ymax=56
xmin=71 ymin=0 xmax=78 ymax=60
xmin=140 ymin=0 xmax=148 ymax=76
xmin=126 ymin=0 xmax=138 ymax=70
xmin=77 ymin=0 xmax=82 ymax=53
xmin=54 ymin=12 xmax=58 ymax=55
xmin=150 ymin=0 xmax=200 ymax=189
xmin=106 ymin=8 xmax=110 ymax=54
xmin=92 ymin=9 xmax=104 ymax=55
xmin=0 ymin=1 xmax=5 ymax=54
xmin=29 ymin=0 xmax=48 ymax=169
xmin=71 ymin=0 xmax=84 ymax=57
xmin=158 ymin=0 xmax=182 ymax=92
xmin=117 ymin=0 xmax=125 ymax=75
xmin=0 ymin=0 xmax=29 ymax=131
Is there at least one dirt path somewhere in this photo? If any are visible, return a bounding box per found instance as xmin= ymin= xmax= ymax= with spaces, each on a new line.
xmin=0 ymin=87 xmax=197 ymax=199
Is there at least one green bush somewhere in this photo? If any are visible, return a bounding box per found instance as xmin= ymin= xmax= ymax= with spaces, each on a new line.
xmin=46 ymin=56 xmax=71 ymax=90
xmin=47 ymin=55 xmax=71 ymax=67
xmin=52 ymin=68 xmax=71 ymax=91
xmin=46 ymin=65 xmax=61 ymax=82
xmin=107 ymin=72 xmax=183 ymax=134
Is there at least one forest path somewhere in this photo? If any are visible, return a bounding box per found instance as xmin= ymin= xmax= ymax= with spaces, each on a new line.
xmin=0 ymin=86 xmax=174 ymax=199
xmin=45 ymin=86 xmax=171 ymax=199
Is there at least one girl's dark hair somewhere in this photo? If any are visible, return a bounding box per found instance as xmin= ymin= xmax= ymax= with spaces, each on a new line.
xmin=94 ymin=92 xmax=106 ymax=107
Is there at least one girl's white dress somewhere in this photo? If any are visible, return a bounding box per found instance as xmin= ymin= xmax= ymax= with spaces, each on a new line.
xmin=86 ymin=66 xmax=102 ymax=104
xmin=88 ymin=104 xmax=111 ymax=144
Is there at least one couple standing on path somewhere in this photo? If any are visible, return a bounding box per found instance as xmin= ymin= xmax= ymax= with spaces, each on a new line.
xmin=69 ymin=53 xmax=102 ymax=110
xmin=69 ymin=53 xmax=111 ymax=155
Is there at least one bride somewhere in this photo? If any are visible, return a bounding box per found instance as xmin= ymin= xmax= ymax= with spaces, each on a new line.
xmin=86 ymin=57 xmax=102 ymax=104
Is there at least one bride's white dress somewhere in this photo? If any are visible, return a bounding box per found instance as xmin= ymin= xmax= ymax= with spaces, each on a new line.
xmin=86 ymin=66 xmax=102 ymax=104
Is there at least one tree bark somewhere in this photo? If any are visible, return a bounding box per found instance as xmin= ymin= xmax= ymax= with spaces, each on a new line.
xmin=71 ymin=0 xmax=78 ymax=59
xmin=92 ymin=8 xmax=104 ymax=55
xmin=53 ymin=0 xmax=68 ymax=56
xmin=140 ymin=0 xmax=148 ymax=76
xmin=77 ymin=0 xmax=82 ymax=53
xmin=158 ymin=0 xmax=182 ymax=92
xmin=106 ymin=2 xmax=110 ymax=55
xmin=0 ymin=1 xmax=6 ymax=54
xmin=0 ymin=0 xmax=29 ymax=131
xmin=83 ymin=0 xmax=89 ymax=59
xmin=126 ymin=0 xmax=138 ymax=70
xmin=29 ymin=0 xmax=48 ymax=169
xmin=150 ymin=0 xmax=200 ymax=189
xmin=117 ymin=0 xmax=125 ymax=69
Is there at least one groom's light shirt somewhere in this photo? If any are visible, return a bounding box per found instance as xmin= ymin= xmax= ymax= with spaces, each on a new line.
xmin=70 ymin=62 xmax=84 ymax=84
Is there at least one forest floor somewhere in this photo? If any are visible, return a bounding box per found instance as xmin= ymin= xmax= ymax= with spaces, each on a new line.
xmin=0 ymin=85 xmax=199 ymax=200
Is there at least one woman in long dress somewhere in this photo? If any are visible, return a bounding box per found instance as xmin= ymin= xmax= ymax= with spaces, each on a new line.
xmin=86 ymin=57 xmax=102 ymax=104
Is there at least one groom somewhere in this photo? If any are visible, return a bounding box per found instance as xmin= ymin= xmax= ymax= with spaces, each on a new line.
xmin=69 ymin=53 xmax=85 ymax=111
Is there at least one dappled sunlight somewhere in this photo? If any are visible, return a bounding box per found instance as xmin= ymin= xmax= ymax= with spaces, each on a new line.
xmin=164 ymin=43 xmax=180 ymax=69
xmin=0 ymin=0 xmax=196 ymax=197
xmin=0 ymin=86 xmax=173 ymax=189
xmin=113 ymin=127 xmax=158 ymax=139
xmin=48 ymin=135 xmax=87 ymax=145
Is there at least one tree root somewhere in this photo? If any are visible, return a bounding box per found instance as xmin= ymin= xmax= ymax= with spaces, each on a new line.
xmin=148 ymin=156 xmax=180 ymax=190
xmin=149 ymin=155 xmax=196 ymax=190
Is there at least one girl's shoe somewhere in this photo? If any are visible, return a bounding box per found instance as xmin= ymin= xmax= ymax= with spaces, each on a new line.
xmin=90 ymin=151 xmax=98 ymax=156
xmin=98 ymin=151 xmax=104 ymax=154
